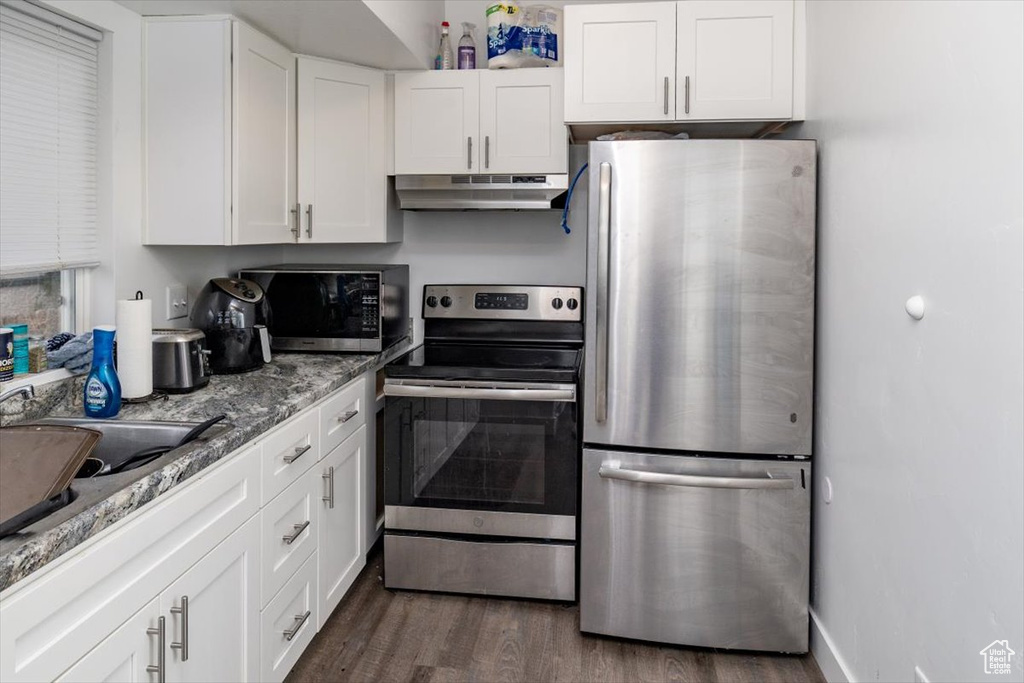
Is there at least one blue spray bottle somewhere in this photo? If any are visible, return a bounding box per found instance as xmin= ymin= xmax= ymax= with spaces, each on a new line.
xmin=84 ymin=325 xmax=122 ymax=419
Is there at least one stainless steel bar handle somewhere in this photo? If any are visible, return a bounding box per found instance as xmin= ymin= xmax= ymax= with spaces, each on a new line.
xmin=169 ymin=596 xmax=188 ymax=661
xmin=383 ymin=384 xmax=575 ymax=403
xmin=284 ymin=444 xmax=311 ymax=464
xmin=283 ymin=520 xmax=310 ymax=544
xmin=684 ymin=75 xmax=691 ymax=115
xmin=663 ymin=76 xmax=669 ymax=115
xmin=337 ymin=409 xmax=359 ymax=423
xmin=467 ymin=136 xmax=473 ymax=169
xmin=322 ymin=466 xmax=335 ymax=508
xmin=146 ymin=616 xmax=166 ymax=683
xmin=305 ymin=204 xmax=313 ymax=239
xmin=595 ymin=162 xmax=612 ymax=423
xmin=485 ymin=136 xmax=490 ymax=169
xmin=283 ymin=610 xmax=311 ymax=641
xmin=289 ymin=202 xmax=300 ymax=240
xmin=598 ymin=464 xmax=794 ymax=490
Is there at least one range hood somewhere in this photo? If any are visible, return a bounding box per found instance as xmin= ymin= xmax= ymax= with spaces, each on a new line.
xmin=395 ymin=174 xmax=568 ymax=210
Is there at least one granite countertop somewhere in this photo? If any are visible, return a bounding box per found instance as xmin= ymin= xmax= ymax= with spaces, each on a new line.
xmin=0 ymin=340 xmax=413 ymax=594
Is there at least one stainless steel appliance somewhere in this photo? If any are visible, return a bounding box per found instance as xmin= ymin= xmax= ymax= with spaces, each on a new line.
xmin=580 ymin=139 xmax=816 ymax=653
xmin=239 ymin=264 xmax=409 ymax=353
xmin=383 ymin=284 xmax=583 ymax=601
xmin=191 ymin=278 xmax=271 ymax=374
xmin=395 ymin=174 xmax=568 ymax=210
xmin=151 ymin=328 xmax=210 ymax=393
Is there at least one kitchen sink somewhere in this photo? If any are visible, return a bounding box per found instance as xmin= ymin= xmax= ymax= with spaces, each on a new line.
xmin=32 ymin=417 xmax=232 ymax=477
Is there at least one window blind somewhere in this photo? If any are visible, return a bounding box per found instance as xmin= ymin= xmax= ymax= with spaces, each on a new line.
xmin=0 ymin=0 xmax=102 ymax=277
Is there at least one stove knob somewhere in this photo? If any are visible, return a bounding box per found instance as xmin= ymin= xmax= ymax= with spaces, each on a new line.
xmin=566 ymin=298 xmax=579 ymax=311
xmin=551 ymin=297 xmax=563 ymax=310
xmin=425 ymin=295 xmax=438 ymax=308
xmin=440 ymin=296 xmax=453 ymax=308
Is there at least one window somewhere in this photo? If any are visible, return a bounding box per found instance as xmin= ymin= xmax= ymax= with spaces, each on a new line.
xmin=0 ymin=0 xmax=102 ymax=337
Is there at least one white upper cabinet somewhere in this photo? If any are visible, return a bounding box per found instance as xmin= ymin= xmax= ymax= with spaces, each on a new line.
xmin=479 ymin=69 xmax=567 ymax=174
xmin=564 ymin=1 xmax=802 ymax=124
xmin=394 ymin=70 xmax=480 ymax=174
xmin=233 ymin=22 xmax=297 ymax=245
xmin=676 ymin=0 xmax=794 ymax=120
xmin=297 ymin=58 xmax=399 ymax=243
xmin=144 ymin=17 xmax=297 ymax=246
xmin=564 ymin=2 xmax=677 ymax=123
xmin=394 ymin=69 xmax=566 ymax=175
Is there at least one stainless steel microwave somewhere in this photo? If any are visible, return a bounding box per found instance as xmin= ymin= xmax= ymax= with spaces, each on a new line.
xmin=238 ymin=264 xmax=409 ymax=353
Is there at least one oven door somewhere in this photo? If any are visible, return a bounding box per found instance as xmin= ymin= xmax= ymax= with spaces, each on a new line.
xmin=383 ymin=379 xmax=578 ymax=540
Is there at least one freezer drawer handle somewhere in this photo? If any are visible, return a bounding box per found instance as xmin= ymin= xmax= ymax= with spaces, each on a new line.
xmin=598 ymin=464 xmax=794 ymax=490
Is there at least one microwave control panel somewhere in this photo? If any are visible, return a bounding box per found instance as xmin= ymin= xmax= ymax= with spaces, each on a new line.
xmin=360 ymin=275 xmax=380 ymax=336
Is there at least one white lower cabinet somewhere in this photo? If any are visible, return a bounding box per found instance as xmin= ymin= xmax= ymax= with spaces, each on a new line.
xmin=318 ymin=426 xmax=365 ymax=628
xmin=55 ymin=599 xmax=161 ymax=683
xmin=1 ymin=372 xmax=373 ymax=683
xmin=260 ymin=552 xmax=318 ymax=683
xmin=162 ymin=516 xmax=261 ymax=683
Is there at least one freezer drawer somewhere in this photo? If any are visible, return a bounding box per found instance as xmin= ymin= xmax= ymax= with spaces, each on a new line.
xmin=580 ymin=449 xmax=810 ymax=652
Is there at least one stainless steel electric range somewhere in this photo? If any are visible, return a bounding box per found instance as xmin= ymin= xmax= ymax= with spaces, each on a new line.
xmin=382 ymin=285 xmax=583 ymax=601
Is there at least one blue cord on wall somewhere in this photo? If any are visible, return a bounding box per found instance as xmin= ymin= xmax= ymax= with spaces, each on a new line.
xmin=560 ymin=162 xmax=589 ymax=235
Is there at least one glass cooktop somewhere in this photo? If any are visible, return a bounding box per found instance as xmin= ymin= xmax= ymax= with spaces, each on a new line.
xmin=385 ymin=343 xmax=582 ymax=383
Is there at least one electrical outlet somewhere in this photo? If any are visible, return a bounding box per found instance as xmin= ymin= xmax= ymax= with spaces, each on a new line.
xmin=165 ymin=284 xmax=188 ymax=320
xmin=914 ymin=665 xmax=930 ymax=683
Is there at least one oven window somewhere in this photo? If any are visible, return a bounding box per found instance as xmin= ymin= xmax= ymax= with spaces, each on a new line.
xmin=385 ymin=396 xmax=577 ymax=516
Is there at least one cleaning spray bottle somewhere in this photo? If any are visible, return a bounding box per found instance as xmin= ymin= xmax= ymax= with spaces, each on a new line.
xmin=458 ymin=22 xmax=476 ymax=69
xmin=84 ymin=325 xmax=122 ymax=419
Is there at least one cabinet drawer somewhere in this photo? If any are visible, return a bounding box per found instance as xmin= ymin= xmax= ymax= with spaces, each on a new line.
xmin=0 ymin=445 xmax=261 ymax=683
xmin=261 ymin=468 xmax=318 ymax=608
xmin=260 ymin=551 xmax=317 ymax=683
xmin=320 ymin=376 xmax=366 ymax=456
xmin=262 ymin=409 xmax=320 ymax=504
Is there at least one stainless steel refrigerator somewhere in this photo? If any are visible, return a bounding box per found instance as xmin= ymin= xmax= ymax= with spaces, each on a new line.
xmin=580 ymin=139 xmax=816 ymax=653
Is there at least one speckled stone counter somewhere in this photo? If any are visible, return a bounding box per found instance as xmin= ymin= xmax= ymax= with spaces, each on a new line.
xmin=0 ymin=341 xmax=412 ymax=593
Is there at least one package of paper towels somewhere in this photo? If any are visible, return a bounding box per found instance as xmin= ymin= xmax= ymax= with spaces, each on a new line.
xmin=487 ymin=3 xmax=561 ymax=68
xmin=115 ymin=294 xmax=153 ymax=399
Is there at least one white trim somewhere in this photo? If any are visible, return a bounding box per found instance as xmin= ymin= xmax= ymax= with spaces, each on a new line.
xmin=0 ymin=367 xmax=73 ymax=392
xmin=810 ymin=608 xmax=855 ymax=683
xmin=74 ymin=268 xmax=91 ymax=332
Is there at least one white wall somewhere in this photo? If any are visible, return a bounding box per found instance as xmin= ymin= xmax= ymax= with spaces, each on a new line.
xmin=787 ymin=2 xmax=1024 ymax=682
xmin=44 ymin=0 xmax=281 ymax=329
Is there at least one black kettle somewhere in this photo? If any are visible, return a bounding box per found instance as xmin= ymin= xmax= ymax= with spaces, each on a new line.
xmin=191 ymin=278 xmax=272 ymax=373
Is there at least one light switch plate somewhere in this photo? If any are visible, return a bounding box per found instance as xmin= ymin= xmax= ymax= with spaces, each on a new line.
xmin=166 ymin=283 xmax=188 ymax=320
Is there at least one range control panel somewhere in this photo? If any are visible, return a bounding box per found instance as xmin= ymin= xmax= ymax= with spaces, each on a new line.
xmin=423 ymin=285 xmax=583 ymax=322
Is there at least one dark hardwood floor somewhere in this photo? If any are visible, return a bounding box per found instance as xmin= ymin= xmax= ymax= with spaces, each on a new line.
xmin=286 ymin=550 xmax=825 ymax=683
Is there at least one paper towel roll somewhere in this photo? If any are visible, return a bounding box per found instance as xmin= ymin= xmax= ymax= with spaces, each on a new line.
xmin=116 ymin=297 xmax=153 ymax=399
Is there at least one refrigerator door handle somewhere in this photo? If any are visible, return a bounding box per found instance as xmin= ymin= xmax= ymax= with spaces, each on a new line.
xmin=598 ymin=463 xmax=794 ymax=490
xmin=595 ymin=161 xmax=612 ymax=423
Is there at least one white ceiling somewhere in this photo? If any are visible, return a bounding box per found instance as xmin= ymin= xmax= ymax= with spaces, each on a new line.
xmin=115 ymin=0 xmax=444 ymax=70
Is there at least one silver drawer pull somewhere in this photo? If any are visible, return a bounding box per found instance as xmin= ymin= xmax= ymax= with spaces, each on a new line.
xmin=284 ymin=444 xmax=311 ymax=464
xmin=169 ymin=596 xmax=189 ymax=661
xmin=146 ymin=616 xmax=166 ymax=682
xmin=599 ymin=464 xmax=793 ymax=490
xmin=283 ymin=610 xmax=311 ymax=641
xmin=336 ymin=409 xmax=359 ymax=423
xmin=322 ymin=465 xmax=335 ymax=509
xmin=283 ymin=521 xmax=310 ymax=544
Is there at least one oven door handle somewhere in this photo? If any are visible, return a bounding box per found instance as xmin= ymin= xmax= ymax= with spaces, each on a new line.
xmin=384 ymin=383 xmax=576 ymax=403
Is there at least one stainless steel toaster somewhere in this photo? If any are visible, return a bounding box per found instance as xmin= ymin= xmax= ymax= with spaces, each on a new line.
xmin=152 ymin=328 xmax=210 ymax=393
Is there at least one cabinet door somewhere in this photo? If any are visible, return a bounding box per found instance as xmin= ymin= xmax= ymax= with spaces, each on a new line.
xmin=55 ymin=599 xmax=161 ymax=683
xmin=297 ymin=58 xmax=387 ymax=243
xmin=564 ymin=2 xmax=677 ymax=123
xmin=162 ymin=516 xmax=261 ymax=683
xmin=233 ymin=22 xmax=297 ymax=245
xmin=676 ymin=0 xmax=794 ymax=120
xmin=479 ymin=69 xmax=567 ymax=174
xmin=394 ymin=71 xmax=479 ymax=174
xmin=317 ymin=426 xmax=365 ymax=628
